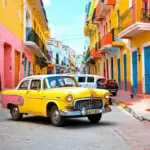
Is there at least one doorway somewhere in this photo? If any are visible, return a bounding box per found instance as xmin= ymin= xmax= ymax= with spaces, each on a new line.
xmin=106 ymin=59 xmax=109 ymax=79
xmin=144 ymin=46 xmax=150 ymax=93
xmin=4 ymin=43 xmax=12 ymax=88
xmin=124 ymin=54 xmax=127 ymax=90
xmin=111 ymin=57 xmax=114 ymax=79
xmin=28 ymin=61 xmax=31 ymax=76
xmin=15 ymin=51 xmax=20 ymax=86
xmin=24 ymin=56 xmax=27 ymax=77
xmin=117 ymin=58 xmax=121 ymax=89
xmin=132 ymin=51 xmax=138 ymax=93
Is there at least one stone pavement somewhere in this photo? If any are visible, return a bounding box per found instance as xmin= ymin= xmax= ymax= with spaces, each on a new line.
xmin=112 ymin=90 xmax=150 ymax=121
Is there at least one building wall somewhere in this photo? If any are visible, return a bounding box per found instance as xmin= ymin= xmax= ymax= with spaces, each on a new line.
xmin=0 ymin=23 xmax=23 ymax=89
xmin=131 ymin=31 xmax=150 ymax=93
xmin=0 ymin=0 xmax=24 ymax=40
xmin=0 ymin=0 xmax=50 ymax=90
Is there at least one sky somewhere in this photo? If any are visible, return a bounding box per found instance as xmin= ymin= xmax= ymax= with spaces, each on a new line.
xmin=42 ymin=0 xmax=88 ymax=55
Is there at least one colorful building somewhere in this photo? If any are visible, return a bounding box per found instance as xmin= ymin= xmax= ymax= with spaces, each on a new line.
xmin=84 ymin=0 xmax=150 ymax=94
xmin=0 ymin=0 xmax=50 ymax=90
xmin=46 ymin=39 xmax=70 ymax=74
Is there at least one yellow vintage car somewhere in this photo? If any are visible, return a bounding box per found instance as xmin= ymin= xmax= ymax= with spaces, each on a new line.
xmin=1 ymin=75 xmax=111 ymax=126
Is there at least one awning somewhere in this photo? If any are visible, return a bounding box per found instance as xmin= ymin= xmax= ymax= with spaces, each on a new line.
xmin=100 ymin=46 xmax=120 ymax=55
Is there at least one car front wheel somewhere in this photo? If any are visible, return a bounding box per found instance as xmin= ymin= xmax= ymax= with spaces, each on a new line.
xmin=88 ymin=113 xmax=102 ymax=124
xmin=50 ymin=105 xmax=65 ymax=127
xmin=10 ymin=105 xmax=23 ymax=121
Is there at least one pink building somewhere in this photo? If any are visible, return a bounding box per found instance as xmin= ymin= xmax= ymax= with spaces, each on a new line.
xmin=0 ymin=23 xmax=33 ymax=91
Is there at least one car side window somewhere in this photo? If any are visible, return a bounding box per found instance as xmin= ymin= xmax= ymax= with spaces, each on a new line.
xmin=78 ymin=77 xmax=85 ymax=83
xmin=18 ymin=80 xmax=29 ymax=90
xmin=30 ymin=80 xmax=41 ymax=90
xmin=87 ymin=77 xmax=94 ymax=83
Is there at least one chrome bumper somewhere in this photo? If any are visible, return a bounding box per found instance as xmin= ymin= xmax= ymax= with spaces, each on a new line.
xmin=60 ymin=107 xmax=111 ymax=117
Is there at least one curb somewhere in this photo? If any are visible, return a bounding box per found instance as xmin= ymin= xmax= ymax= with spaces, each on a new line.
xmin=112 ymin=97 xmax=150 ymax=122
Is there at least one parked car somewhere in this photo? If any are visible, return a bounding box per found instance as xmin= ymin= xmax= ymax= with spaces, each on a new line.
xmin=1 ymin=75 xmax=111 ymax=126
xmin=67 ymin=74 xmax=105 ymax=88
xmin=67 ymin=74 xmax=118 ymax=96
xmin=97 ymin=79 xmax=118 ymax=96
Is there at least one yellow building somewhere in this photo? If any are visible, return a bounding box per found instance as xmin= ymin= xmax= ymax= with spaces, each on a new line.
xmin=84 ymin=0 xmax=100 ymax=75
xmin=84 ymin=0 xmax=150 ymax=94
xmin=0 ymin=0 xmax=50 ymax=90
xmin=24 ymin=0 xmax=50 ymax=75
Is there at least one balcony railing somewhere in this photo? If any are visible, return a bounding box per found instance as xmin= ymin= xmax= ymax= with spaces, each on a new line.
xmin=26 ymin=27 xmax=45 ymax=53
xmin=118 ymin=5 xmax=150 ymax=34
xmin=118 ymin=5 xmax=136 ymax=33
xmin=141 ymin=8 xmax=150 ymax=22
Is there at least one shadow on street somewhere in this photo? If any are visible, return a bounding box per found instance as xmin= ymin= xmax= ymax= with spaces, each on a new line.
xmin=7 ymin=115 xmax=117 ymax=128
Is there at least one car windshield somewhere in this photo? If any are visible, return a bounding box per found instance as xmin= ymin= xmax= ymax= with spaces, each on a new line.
xmin=45 ymin=76 xmax=78 ymax=88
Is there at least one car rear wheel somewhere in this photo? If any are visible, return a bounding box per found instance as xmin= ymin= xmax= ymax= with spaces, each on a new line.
xmin=10 ymin=105 xmax=23 ymax=121
xmin=50 ymin=105 xmax=65 ymax=127
xmin=88 ymin=113 xmax=102 ymax=124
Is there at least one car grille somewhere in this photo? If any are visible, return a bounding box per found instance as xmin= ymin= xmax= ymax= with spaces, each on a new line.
xmin=74 ymin=99 xmax=103 ymax=111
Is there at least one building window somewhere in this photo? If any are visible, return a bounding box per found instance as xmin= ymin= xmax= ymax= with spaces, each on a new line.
xmin=117 ymin=10 xmax=120 ymax=27
xmin=144 ymin=2 xmax=148 ymax=13
xmin=104 ymin=25 xmax=105 ymax=36
xmin=34 ymin=21 xmax=36 ymax=30
xmin=26 ymin=11 xmax=31 ymax=27
xmin=98 ymin=63 xmax=100 ymax=75
xmin=109 ymin=20 xmax=111 ymax=31
xmin=56 ymin=54 xmax=59 ymax=64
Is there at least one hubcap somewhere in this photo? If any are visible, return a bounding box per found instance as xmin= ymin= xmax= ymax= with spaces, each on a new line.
xmin=12 ymin=107 xmax=19 ymax=118
xmin=52 ymin=110 xmax=60 ymax=123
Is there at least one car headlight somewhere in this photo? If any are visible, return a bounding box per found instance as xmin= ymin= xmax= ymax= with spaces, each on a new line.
xmin=104 ymin=93 xmax=110 ymax=99
xmin=66 ymin=94 xmax=73 ymax=102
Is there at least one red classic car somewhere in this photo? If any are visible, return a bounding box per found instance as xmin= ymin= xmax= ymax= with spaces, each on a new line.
xmin=97 ymin=79 xmax=118 ymax=96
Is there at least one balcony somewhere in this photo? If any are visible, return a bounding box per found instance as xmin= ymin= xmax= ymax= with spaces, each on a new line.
xmin=25 ymin=27 xmax=49 ymax=59
xmin=90 ymin=48 xmax=102 ymax=58
xmin=98 ymin=0 xmax=116 ymax=19
xmin=117 ymin=6 xmax=150 ymax=38
xmin=101 ymin=32 xmax=113 ymax=47
xmin=84 ymin=50 xmax=95 ymax=64
xmin=99 ymin=30 xmax=124 ymax=53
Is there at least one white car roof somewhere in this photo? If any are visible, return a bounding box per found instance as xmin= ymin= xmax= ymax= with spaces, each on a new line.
xmin=65 ymin=74 xmax=105 ymax=79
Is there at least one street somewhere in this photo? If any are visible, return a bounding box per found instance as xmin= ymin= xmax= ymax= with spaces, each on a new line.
xmin=0 ymin=105 xmax=150 ymax=150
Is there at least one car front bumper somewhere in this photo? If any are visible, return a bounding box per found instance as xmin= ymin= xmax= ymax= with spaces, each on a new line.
xmin=60 ymin=106 xmax=111 ymax=117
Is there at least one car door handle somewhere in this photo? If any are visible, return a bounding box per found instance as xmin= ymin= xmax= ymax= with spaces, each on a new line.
xmin=26 ymin=91 xmax=30 ymax=93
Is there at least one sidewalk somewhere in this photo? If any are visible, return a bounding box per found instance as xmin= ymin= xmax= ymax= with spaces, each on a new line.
xmin=112 ymin=90 xmax=150 ymax=121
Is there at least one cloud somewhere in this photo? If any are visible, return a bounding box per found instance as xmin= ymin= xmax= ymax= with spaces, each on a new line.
xmin=42 ymin=0 xmax=52 ymax=6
